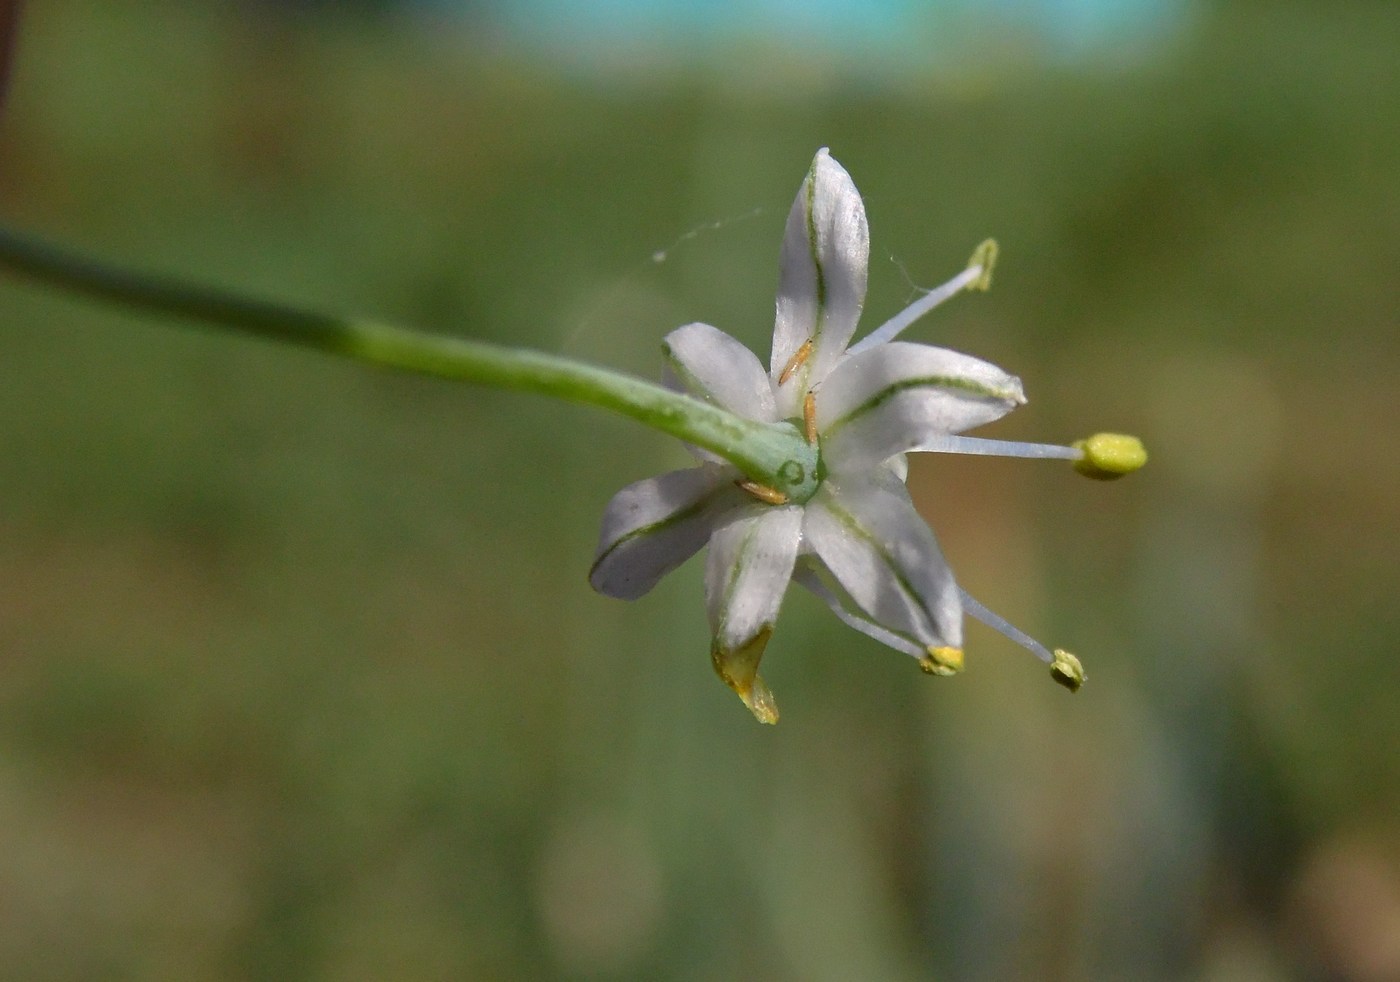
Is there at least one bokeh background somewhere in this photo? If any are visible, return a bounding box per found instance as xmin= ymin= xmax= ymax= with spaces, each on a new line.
xmin=1 ymin=0 xmax=1398 ymax=978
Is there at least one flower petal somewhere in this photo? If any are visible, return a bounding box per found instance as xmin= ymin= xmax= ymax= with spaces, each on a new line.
xmin=815 ymin=341 xmax=1025 ymax=473
xmin=589 ymin=465 xmax=736 ymax=600
xmin=706 ymin=504 xmax=803 ymax=652
xmin=705 ymin=504 xmax=803 ymax=722
xmin=803 ymin=472 xmax=963 ymax=650
xmin=770 ymin=148 xmax=869 ymax=416
xmin=885 ymin=453 xmax=908 ymax=483
xmin=662 ymin=322 xmax=778 ymax=422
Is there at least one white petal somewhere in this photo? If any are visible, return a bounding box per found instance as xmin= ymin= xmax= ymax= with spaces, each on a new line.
xmin=815 ymin=341 xmax=1025 ymax=473
xmin=590 ymin=466 xmax=736 ymax=600
xmin=803 ymin=473 xmax=963 ymax=649
xmin=662 ymin=322 xmax=778 ymax=422
xmin=704 ymin=504 xmax=803 ymax=654
xmin=770 ymin=149 xmax=869 ymax=416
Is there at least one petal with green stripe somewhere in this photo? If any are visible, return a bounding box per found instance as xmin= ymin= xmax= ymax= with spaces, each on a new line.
xmin=705 ymin=504 xmax=803 ymax=655
xmin=662 ymin=321 xmax=777 ymax=422
xmin=771 ymin=148 xmax=869 ymax=417
xmin=817 ymin=341 xmax=1025 ymax=473
xmin=803 ymin=473 xmax=963 ymax=650
xmin=590 ymin=465 xmax=735 ymax=600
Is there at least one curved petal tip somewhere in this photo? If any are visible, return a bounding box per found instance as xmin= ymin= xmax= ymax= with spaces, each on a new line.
xmin=712 ymin=626 xmax=780 ymax=724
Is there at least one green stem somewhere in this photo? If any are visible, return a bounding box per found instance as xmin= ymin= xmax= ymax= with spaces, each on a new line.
xmin=0 ymin=226 xmax=818 ymax=497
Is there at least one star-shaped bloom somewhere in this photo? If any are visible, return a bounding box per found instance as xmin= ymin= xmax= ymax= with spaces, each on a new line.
xmin=590 ymin=149 xmax=1141 ymax=722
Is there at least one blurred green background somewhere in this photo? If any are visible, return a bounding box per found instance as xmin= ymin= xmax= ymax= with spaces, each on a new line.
xmin=1 ymin=1 xmax=1398 ymax=978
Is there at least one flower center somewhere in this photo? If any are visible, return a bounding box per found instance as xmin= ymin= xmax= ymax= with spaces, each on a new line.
xmin=735 ymin=413 xmax=821 ymax=507
xmin=776 ymin=409 xmax=823 ymax=504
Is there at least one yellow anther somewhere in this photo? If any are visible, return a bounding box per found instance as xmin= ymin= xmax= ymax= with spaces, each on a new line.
xmin=1050 ymin=649 xmax=1086 ymax=692
xmin=712 ymin=627 xmax=779 ymax=724
xmin=803 ymin=390 xmax=818 ymax=444
xmin=1072 ymin=433 xmax=1148 ymax=480
xmin=736 ymin=479 xmax=789 ymax=505
xmin=778 ymin=338 xmax=813 ymax=386
xmin=967 ymin=239 xmax=998 ymax=292
xmin=920 ymin=646 xmax=965 ymax=676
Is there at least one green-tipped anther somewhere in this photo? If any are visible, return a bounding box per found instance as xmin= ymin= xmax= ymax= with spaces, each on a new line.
xmin=1072 ymin=433 xmax=1148 ymax=480
xmin=1050 ymin=650 xmax=1086 ymax=692
xmin=967 ymin=239 xmax=998 ymax=291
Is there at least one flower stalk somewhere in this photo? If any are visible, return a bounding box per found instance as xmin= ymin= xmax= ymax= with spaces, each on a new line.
xmin=0 ymin=225 xmax=817 ymax=498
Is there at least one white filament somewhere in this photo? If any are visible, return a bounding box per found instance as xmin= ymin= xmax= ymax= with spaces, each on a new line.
xmin=848 ymin=265 xmax=984 ymax=354
xmin=914 ymin=436 xmax=1083 ymax=460
xmin=960 ymin=589 xmax=1054 ymax=664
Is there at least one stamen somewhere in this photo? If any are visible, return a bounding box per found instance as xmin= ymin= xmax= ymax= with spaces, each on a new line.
xmin=1072 ymin=433 xmax=1148 ymax=480
xmin=920 ymin=646 xmax=965 ymax=676
xmin=803 ymin=390 xmax=818 ymax=444
xmin=914 ymin=435 xmax=1082 ymax=460
xmin=960 ymin=590 xmax=1087 ymax=692
xmin=848 ymin=241 xmax=996 ymax=354
xmin=777 ymin=338 xmax=813 ymax=385
xmin=1049 ymin=650 xmax=1086 ymax=692
xmin=792 ymin=568 xmax=927 ymax=659
xmin=966 ymin=238 xmax=998 ymax=291
xmin=735 ymin=479 xmax=789 ymax=505
xmin=959 ymin=589 xmax=1054 ymax=664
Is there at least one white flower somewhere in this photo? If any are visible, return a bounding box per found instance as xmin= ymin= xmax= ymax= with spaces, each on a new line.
xmin=591 ymin=149 xmax=1130 ymax=722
